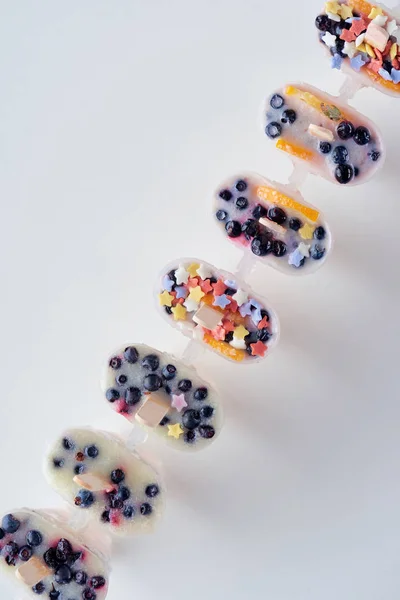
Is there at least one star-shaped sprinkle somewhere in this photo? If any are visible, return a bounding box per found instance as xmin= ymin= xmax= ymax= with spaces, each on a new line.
xmin=299 ymin=223 xmax=314 ymax=240
xmin=175 ymin=265 xmax=189 ymax=285
xmin=213 ymin=294 xmax=231 ymax=309
xmin=373 ymin=14 xmax=388 ymax=27
xmin=368 ymin=58 xmax=383 ymax=73
xmin=232 ymin=289 xmax=248 ymax=307
xmin=239 ymin=301 xmax=253 ymax=317
xmin=350 ymin=53 xmax=368 ymax=72
xmin=184 ymin=297 xmax=200 ymax=312
xmin=343 ymin=41 xmax=357 ymax=57
xmin=162 ymin=274 xmax=174 ymax=292
xmin=187 ymin=263 xmax=200 ymax=278
xmin=331 ymin=53 xmax=343 ymax=69
xmin=368 ymin=6 xmax=383 ymax=19
xmin=250 ymin=341 xmax=267 ymax=357
xmin=387 ymin=19 xmax=398 ymax=36
xmin=228 ymin=297 xmax=238 ymax=313
xmin=251 ymin=307 xmax=262 ymax=327
xmin=222 ymin=319 xmax=235 ymax=332
xmin=327 ymin=11 xmax=341 ymax=22
xmin=159 ymin=290 xmax=174 ymax=307
xmin=341 ymin=28 xmax=357 ymax=42
xmin=297 ymin=242 xmax=311 ymax=257
xmin=356 ymin=33 xmax=366 ymax=46
xmin=258 ymin=316 xmax=269 ymax=329
xmin=167 ymin=423 xmax=184 ymax=439
xmin=322 ymin=31 xmax=337 ymax=48
xmin=233 ymin=325 xmax=249 ymax=340
xmin=199 ymin=279 xmax=213 ymax=294
xmin=196 ymin=264 xmax=213 ymax=280
xmin=171 ymin=393 xmax=187 ymax=413
xmin=188 ymin=286 xmax=205 ymax=303
xmin=171 ymin=304 xmax=187 ymax=321
xmin=288 ymin=249 xmax=305 ymax=268
xmin=212 ymin=280 xmax=227 ymax=296
xmin=325 ymin=1 xmax=340 ymax=14
xmin=175 ymin=285 xmax=188 ymax=299
xmin=230 ymin=338 xmax=246 ymax=350
xmin=187 ymin=277 xmax=199 ymax=289
xmin=250 ymin=299 xmax=262 ymax=309
xmin=224 ymin=279 xmax=237 ymax=288
xmin=379 ymin=67 xmax=393 ymax=80
xmin=211 ymin=325 xmax=226 ymax=341
xmin=339 ymin=4 xmax=353 ymax=19
xmin=391 ymin=68 xmax=400 ymax=83
xmin=350 ymin=17 xmax=369 ymax=37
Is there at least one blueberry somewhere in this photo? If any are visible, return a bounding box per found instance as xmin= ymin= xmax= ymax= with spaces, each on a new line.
xmin=244 ymin=331 xmax=258 ymax=345
xmin=335 ymin=163 xmax=354 ymax=184
xmin=251 ymin=234 xmax=272 ymax=256
xmin=53 ymin=458 xmax=65 ymax=468
xmin=225 ymin=331 xmax=234 ymax=342
xmin=105 ymin=388 xmax=120 ymax=402
xmin=281 ymin=109 xmax=296 ymax=124
xmin=159 ymin=416 xmax=170 ymax=426
xmin=178 ymin=379 xmax=192 ymax=392
xmin=225 ymin=287 xmax=236 ymax=296
xmin=270 ymin=94 xmax=284 ymax=109
xmin=74 ymin=571 xmax=88 ymax=585
xmin=56 ymin=538 xmax=72 ymax=562
xmin=101 ymin=511 xmax=110 ymax=523
xmin=107 ymin=492 xmax=123 ymax=510
xmin=368 ymin=150 xmax=380 ymax=162
xmin=62 ymin=438 xmax=75 ymax=451
xmin=67 ymin=551 xmax=82 ymax=566
xmin=272 ymin=240 xmax=287 ymax=257
xmin=82 ymin=589 xmax=96 ymax=600
xmin=74 ymin=490 xmax=95 ymax=508
xmin=18 ymin=545 xmax=33 ymax=561
xmin=184 ymin=430 xmax=196 ymax=443
xmin=319 ymin=141 xmax=332 ymax=154
xmin=252 ymin=204 xmax=267 ymax=220
xmin=124 ymin=346 xmax=139 ymax=363
xmin=267 ymin=206 xmax=286 ymax=225
xmin=116 ymin=374 xmax=127 ymax=385
xmin=145 ymin=484 xmax=160 ymax=498
xmin=242 ymin=219 xmax=260 ymax=239
xmin=5 ymin=541 xmax=19 ymax=556
xmin=5 ymin=554 xmax=16 ymax=566
xmin=84 ymin=445 xmax=99 ymax=459
xmin=143 ymin=374 xmax=163 ymax=391
xmin=165 ymin=306 xmax=173 ymax=315
xmin=265 ymin=122 xmax=282 ymax=139
xmin=90 ymin=576 xmax=106 ymax=589
xmin=162 ymin=364 xmax=177 ymax=381
xmin=142 ymin=354 xmax=159 ymax=371
xmin=0 ymin=528 xmax=4 ymax=540
xmin=225 ymin=220 xmax=242 ymax=238
xmin=258 ymin=328 xmax=271 ymax=342
xmin=337 ymin=121 xmax=354 ymax=140
xmin=314 ymin=226 xmax=326 ymax=240
xmin=236 ymin=197 xmax=248 ymax=210
xmin=315 ymin=14 xmax=331 ymax=31
xmin=2 ymin=514 xmax=20 ymax=534
xmin=354 ymin=126 xmax=371 ymax=146
xmin=235 ymin=179 xmax=247 ymax=192
xmin=27 ymin=530 xmax=43 ymax=547
xmin=289 ymin=218 xmax=302 ymax=231
xmin=200 ymin=406 xmax=214 ymax=419
xmin=198 ymin=425 xmax=215 ymax=439
xmin=311 ymin=245 xmax=326 ymax=260
xmin=44 ymin=548 xmax=59 ymax=569
xmin=140 ymin=503 xmax=152 ymax=516
xmin=117 ymin=486 xmax=131 ymax=501
xmin=109 ymin=356 xmax=122 ymax=370
xmin=49 ymin=586 xmax=61 ymax=600
xmin=110 ymin=468 xmax=125 ymax=484
xmin=332 ymin=145 xmax=349 ymax=164
xmin=354 ymin=167 xmax=359 ymax=177
xmin=32 ymin=582 xmax=45 ymax=594
xmin=168 ymin=269 xmax=177 ymax=284
xmin=194 ymin=387 xmax=208 ymax=401
xmin=182 ymin=409 xmax=201 ymax=430
xmin=216 ymin=210 xmax=228 ymax=221
xmin=55 ymin=564 xmax=72 ymax=585
xmin=123 ymin=505 xmax=135 ymax=519
xmin=219 ymin=189 xmax=233 ymax=201
xmin=124 ymin=387 xmax=141 ymax=405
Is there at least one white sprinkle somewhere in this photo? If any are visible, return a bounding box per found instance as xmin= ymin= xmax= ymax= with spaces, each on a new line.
xmin=356 ymin=33 xmax=366 ymax=47
xmin=327 ymin=11 xmax=341 ymax=22
xmin=229 ymin=338 xmax=246 ymax=350
xmin=373 ymin=15 xmax=388 ymax=27
xmin=297 ymin=243 xmax=310 ymax=258
xmin=183 ymin=297 xmax=200 ymax=312
xmin=344 ymin=41 xmax=357 ymax=58
xmin=386 ymin=19 xmax=398 ymax=36
xmin=322 ymin=32 xmax=337 ymax=48
xmin=232 ymin=289 xmax=248 ymax=307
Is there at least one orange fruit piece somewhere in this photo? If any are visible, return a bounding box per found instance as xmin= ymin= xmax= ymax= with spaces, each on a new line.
xmin=276 ymin=139 xmax=314 ymax=162
xmin=347 ymin=0 xmax=376 ymax=16
xmin=284 ymin=86 xmax=352 ymax=122
xmin=365 ymin=68 xmax=400 ymax=93
xmin=201 ymin=293 xmax=224 ymax=312
xmin=256 ymin=186 xmax=320 ymax=223
xmin=203 ymin=333 xmax=246 ymax=362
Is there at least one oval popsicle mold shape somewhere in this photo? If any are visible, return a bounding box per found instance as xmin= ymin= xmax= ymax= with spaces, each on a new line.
xmin=214 ymin=173 xmax=332 ymax=274
xmin=44 ymin=428 xmax=164 ymax=536
xmin=157 ymin=259 xmax=279 ymax=362
xmin=316 ymin=1 xmax=400 ymax=97
xmin=0 ymin=508 xmax=109 ymax=599
xmin=265 ymin=83 xmax=385 ymax=184
xmin=102 ymin=344 xmax=222 ymax=450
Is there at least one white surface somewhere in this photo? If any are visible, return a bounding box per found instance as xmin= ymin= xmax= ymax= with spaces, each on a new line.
xmin=0 ymin=1 xmax=400 ymax=599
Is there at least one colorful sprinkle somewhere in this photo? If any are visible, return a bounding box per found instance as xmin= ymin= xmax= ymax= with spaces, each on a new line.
xmin=350 ymin=53 xmax=368 ymax=71
xmin=325 ymin=1 xmax=340 ymax=14
xmin=391 ymin=68 xmax=400 ymax=83
xmin=167 ymin=423 xmax=184 ymax=439
xmin=343 ymin=41 xmax=357 ymax=58
xmin=159 ymin=291 xmax=174 ymax=307
xmin=239 ymin=301 xmax=253 ymax=317
xmin=196 ymin=264 xmax=213 ymax=280
xmin=171 ymin=394 xmax=188 ymax=413
xmin=233 ymin=325 xmax=250 ymax=340
xmin=232 ymin=289 xmax=248 ymax=306
xmin=387 ymin=19 xmax=398 ymax=36
xmin=251 ymin=308 xmax=263 ymax=327
xmin=297 ymin=242 xmax=311 ymax=257
xmin=258 ymin=317 xmax=269 ymax=329
xmin=322 ymin=31 xmax=338 ymax=47
xmin=162 ymin=275 xmax=174 ymax=292
xmin=212 ymin=325 xmax=226 ymax=341
xmin=250 ymin=341 xmax=267 ymax=357
xmin=175 ymin=286 xmax=189 ymax=299
xmin=175 ymin=266 xmax=189 ymax=285
xmin=184 ymin=297 xmax=200 ymax=312
xmin=299 ymin=223 xmax=314 ymax=240
xmin=187 ymin=263 xmax=200 ymax=278
xmin=288 ymin=249 xmax=305 ymax=268
xmin=331 ymin=53 xmax=343 ymax=69
xmin=188 ymin=286 xmax=205 ymax=303
xmin=379 ymin=67 xmax=393 ymax=80
xmin=171 ymin=304 xmax=187 ymax=321
xmin=368 ymin=6 xmax=384 ymax=19
xmin=212 ymin=280 xmax=228 ymax=296
xmin=213 ymin=294 xmax=231 ymax=309
xmin=199 ymin=279 xmax=213 ymax=294
xmin=339 ymin=4 xmax=353 ymax=19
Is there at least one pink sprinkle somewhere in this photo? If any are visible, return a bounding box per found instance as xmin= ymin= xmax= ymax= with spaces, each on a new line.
xmin=257 ymin=316 xmax=269 ymax=329
xmin=351 ymin=17 xmax=369 ymax=37
xmin=187 ymin=277 xmax=199 ymax=288
xmin=222 ymin=319 xmax=235 ymax=332
xmin=212 ymin=325 xmax=226 ymax=341
xmin=340 ymin=28 xmax=357 ymax=42
xmin=227 ymin=297 xmax=238 ymax=313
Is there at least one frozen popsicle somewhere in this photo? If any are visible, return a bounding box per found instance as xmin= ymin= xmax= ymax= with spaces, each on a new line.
xmin=157 ymin=259 xmax=279 ymax=362
xmin=44 ymin=428 xmax=164 ymax=536
xmin=265 ymin=83 xmax=385 ymax=184
xmin=316 ymin=1 xmax=400 ymax=96
xmin=214 ymin=173 xmax=332 ymax=273
xmin=0 ymin=508 xmax=109 ymax=599
xmin=102 ymin=344 xmax=221 ymax=449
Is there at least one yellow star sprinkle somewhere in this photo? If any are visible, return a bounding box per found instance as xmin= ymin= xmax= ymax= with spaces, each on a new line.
xmin=368 ymin=6 xmax=383 ymax=19
xmin=234 ymin=325 xmax=250 ymax=340
xmin=167 ymin=423 xmax=184 ymax=439
xmin=325 ymin=1 xmax=340 ymax=14
xmin=299 ymin=223 xmax=314 ymax=240
xmin=188 ymin=286 xmax=205 ymax=303
xmin=158 ymin=291 xmax=174 ymax=307
xmin=339 ymin=4 xmax=353 ymax=19
xmin=171 ymin=304 xmax=187 ymax=321
xmin=187 ymin=263 xmax=200 ymax=278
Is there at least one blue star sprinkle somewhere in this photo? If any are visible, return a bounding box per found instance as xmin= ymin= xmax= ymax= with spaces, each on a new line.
xmin=350 ymin=54 xmax=367 ymax=72
xmin=251 ymin=308 xmax=262 ymax=326
xmin=175 ymin=286 xmax=188 ymax=299
xmin=224 ymin=279 xmax=237 ymax=288
xmin=162 ymin=275 xmax=174 ymax=292
xmin=379 ymin=68 xmax=393 ymax=81
xmin=288 ymin=249 xmax=305 ymax=268
xmin=331 ymin=53 xmax=343 ymax=70
xmin=239 ymin=301 xmax=253 ymax=317
xmin=213 ymin=294 xmax=230 ymax=309
xmin=391 ymin=68 xmax=400 ymax=83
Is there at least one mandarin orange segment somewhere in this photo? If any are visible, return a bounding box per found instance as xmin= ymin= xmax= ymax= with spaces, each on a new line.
xmin=256 ymin=186 xmax=320 ymax=223
xmin=347 ymin=0 xmax=377 ymax=16
xmin=365 ymin=67 xmax=400 ymax=92
xmin=203 ymin=333 xmax=246 ymax=362
xmin=201 ymin=293 xmax=224 ymax=312
xmin=276 ymin=139 xmax=314 ymax=162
